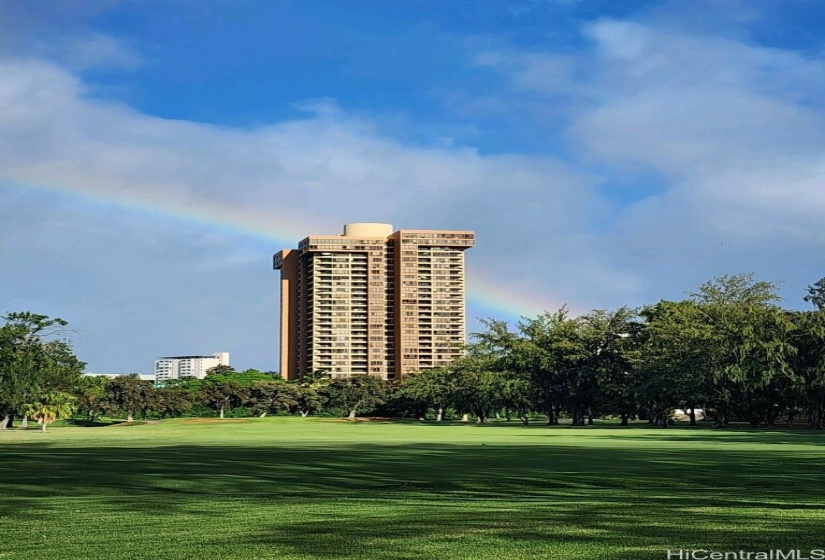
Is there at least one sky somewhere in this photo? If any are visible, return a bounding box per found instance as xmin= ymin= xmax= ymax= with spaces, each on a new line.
xmin=2 ymin=0 xmax=825 ymax=374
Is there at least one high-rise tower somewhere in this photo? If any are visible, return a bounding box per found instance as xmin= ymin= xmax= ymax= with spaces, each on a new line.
xmin=274 ymin=223 xmax=474 ymax=380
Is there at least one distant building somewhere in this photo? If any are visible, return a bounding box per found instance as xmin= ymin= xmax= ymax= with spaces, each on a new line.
xmin=84 ymin=373 xmax=156 ymax=382
xmin=274 ymin=223 xmax=474 ymax=381
xmin=154 ymin=352 xmax=230 ymax=383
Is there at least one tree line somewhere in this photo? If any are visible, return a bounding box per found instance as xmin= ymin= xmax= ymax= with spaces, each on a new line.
xmin=3 ymin=274 xmax=825 ymax=429
xmin=395 ymin=273 xmax=825 ymax=428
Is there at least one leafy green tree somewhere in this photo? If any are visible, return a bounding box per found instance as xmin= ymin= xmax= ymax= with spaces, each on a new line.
xmin=205 ymin=364 xmax=235 ymax=376
xmin=580 ymin=307 xmax=641 ymax=426
xmin=22 ymin=391 xmax=76 ymax=432
xmin=396 ymin=367 xmax=452 ymax=421
xmin=152 ymin=386 xmax=195 ymax=419
xmin=449 ymin=320 xmax=524 ymax=424
xmin=107 ymin=375 xmax=153 ymax=422
xmin=515 ymin=308 xmax=578 ymax=425
xmin=0 ymin=312 xmax=84 ymax=429
xmin=324 ymin=375 xmax=388 ymax=419
xmin=689 ymin=275 xmax=794 ymax=427
xmin=73 ymin=375 xmax=111 ymax=422
xmin=294 ymin=384 xmax=325 ymax=417
xmin=201 ymin=378 xmax=249 ymax=419
xmin=804 ymin=277 xmax=825 ymax=311
xmin=182 ymin=369 xmax=274 ymax=419
xmin=637 ymin=300 xmax=712 ymax=427
xmin=788 ymin=310 xmax=825 ymax=428
xmin=249 ymin=380 xmax=300 ymax=417
xmin=689 ymin=273 xmax=781 ymax=307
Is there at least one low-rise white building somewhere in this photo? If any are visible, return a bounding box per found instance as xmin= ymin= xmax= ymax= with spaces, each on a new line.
xmin=154 ymin=352 xmax=230 ymax=383
xmin=84 ymin=372 xmax=156 ymax=382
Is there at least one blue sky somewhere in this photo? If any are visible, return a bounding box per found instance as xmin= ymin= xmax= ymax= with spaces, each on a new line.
xmin=2 ymin=0 xmax=825 ymax=373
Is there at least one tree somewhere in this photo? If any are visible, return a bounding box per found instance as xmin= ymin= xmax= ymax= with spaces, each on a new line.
xmin=516 ymin=308 xmax=578 ymax=425
xmin=152 ymin=386 xmax=195 ymax=419
xmin=788 ymin=310 xmax=825 ymax=428
xmin=637 ymin=301 xmax=712 ymax=427
xmin=248 ymin=380 xmax=300 ymax=417
xmin=294 ymin=384 xmax=325 ymax=417
xmin=23 ymin=391 xmax=76 ymax=432
xmin=107 ymin=375 xmax=153 ymax=422
xmin=689 ymin=273 xmax=781 ymax=306
xmin=73 ymin=375 xmax=111 ymax=422
xmin=396 ymin=367 xmax=452 ymax=421
xmin=804 ymin=277 xmax=825 ymax=311
xmin=205 ymin=364 xmax=235 ymax=376
xmin=680 ymin=274 xmax=794 ymax=427
xmin=324 ymin=376 xmax=388 ymax=419
xmin=0 ymin=312 xmax=84 ymax=429
xmin=579 ymin=307 xmax=641 ymax=426
xmin=201 ymin=378 xmax=249 ymax=419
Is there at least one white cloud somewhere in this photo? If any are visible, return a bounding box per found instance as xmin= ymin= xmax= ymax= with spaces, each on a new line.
xmin=474 ymin=16 xmax=825 ymax=308
xmin=0 ymin=56 xmax=613 ymax=371
xmin=4 ymin=6 xmax=825 ymax=372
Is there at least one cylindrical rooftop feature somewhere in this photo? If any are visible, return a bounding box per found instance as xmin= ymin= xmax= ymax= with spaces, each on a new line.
xmin=342 ymin=223 xmax=393 ymax=237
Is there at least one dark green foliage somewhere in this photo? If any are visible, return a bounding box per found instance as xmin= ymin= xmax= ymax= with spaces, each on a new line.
xmin=0 ymin=312 xmax=85 ymax=428
xmin=323 ymin=375 xmax=388 ymax=418
xmin=248 ymin=380 xmax=300 ymax=416
xmin=72 ymin=375 xmax=111 ymax=422
xmin=390 ymin=274 xmax=825 ymax=429
xmin=106 ymin=374 xmax=154 ymax=422
xmin=804 ymin=277 xmax=825 ymax=310
xmin=151 ymin=385 xmax=196 ymax=419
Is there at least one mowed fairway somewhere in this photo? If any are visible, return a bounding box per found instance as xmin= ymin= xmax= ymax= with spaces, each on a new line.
xmin=2 ymin=419 xmax=825 ymax=560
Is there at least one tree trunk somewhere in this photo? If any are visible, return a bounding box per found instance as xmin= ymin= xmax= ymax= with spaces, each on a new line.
xmin=547 ymin=407 xmax=555 ymax=425
xmin=0 ymin=415 xmax=8 ymax=430
xmin=765 ymin=407 xmax=777 ymax=428
xmin=461 ymin=413 xmax=469 ymax=422
xmin=688 ymin=408 xmax=697 ymax=426
xmin=520 ymin=414 xmax=529 ymax=426
xmin=348 ymin=408 xmax=357 ymax=419
xmin=436 ymin=407 xmax=443 ymax=422
xmin=712 ymin=405 xmax=723 ymax=427
xmin=259 ymin=412 xmax=267 ymax=418
xmin=219 ymin=406 xmax=225 ymax=419
xmin=41 ymin=422 xmax=47 ymax=433
xmin=809 ymin=406 xmax=823 ymax=430
xmin=300 ymin=410 xmax=309 ymax=417
xmin=20 ymin=416 xmax=28 ymax=428
xmin=620 ymin=413 xmax=629 ymax=426
xmin=127 ymin=414 xmax=134 ymax=423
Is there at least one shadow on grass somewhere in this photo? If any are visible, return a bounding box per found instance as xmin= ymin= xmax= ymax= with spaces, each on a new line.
xmin=248 ymin=500 xmax=825 ymax=560
xmin=2 ymin=440 xmax=824 ymax=503
xmin=2 ymin=435 xmax=825 ymax=559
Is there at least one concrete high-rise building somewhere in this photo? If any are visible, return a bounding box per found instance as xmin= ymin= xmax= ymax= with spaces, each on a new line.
xmin=274 ymin=223 xmax=474 ymax=380
xmin=154 ymin=352 xmax=230 ymax=383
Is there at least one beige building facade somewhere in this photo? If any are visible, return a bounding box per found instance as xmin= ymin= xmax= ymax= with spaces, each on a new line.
xmin=274 ymin=223 xmax=474 ymax=380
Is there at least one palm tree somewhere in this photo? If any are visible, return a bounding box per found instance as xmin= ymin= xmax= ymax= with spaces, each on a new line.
xmin=23 ymin=392 xmax=76 ymax=432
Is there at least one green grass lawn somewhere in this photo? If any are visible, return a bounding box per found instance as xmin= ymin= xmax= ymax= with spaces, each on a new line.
xmin=1 ymin=418 xmax=824 ymax=560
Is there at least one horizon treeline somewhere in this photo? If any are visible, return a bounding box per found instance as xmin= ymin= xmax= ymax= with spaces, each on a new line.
xmin=3 ymin=273 xmax=825 ymax=430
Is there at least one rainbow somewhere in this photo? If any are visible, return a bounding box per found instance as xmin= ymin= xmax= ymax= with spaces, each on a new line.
xmin=3 ymin=177 xmax=561 ymax=322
